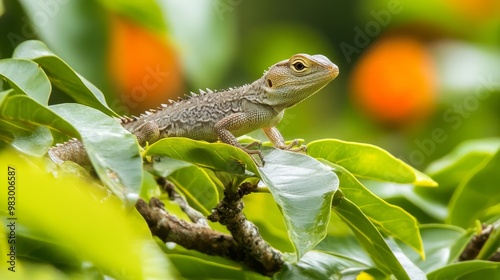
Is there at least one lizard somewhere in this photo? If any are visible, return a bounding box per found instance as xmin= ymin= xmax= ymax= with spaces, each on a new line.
xmin=49 ymin=53 xmax=339 ymax=165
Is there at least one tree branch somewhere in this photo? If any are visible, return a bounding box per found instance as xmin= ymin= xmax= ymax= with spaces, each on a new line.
xmin=156 ymin=177 xmax=208 ymax=226
xmin=135 ymin=197 xmax=279 ymax=276
xmin=208 ymin=182 xmax=284 ymax=274
xmin=459 ymin=224 xmax=495 ymax=261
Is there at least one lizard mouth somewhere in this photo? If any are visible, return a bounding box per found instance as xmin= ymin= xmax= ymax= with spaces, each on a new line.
xmin=277 ymin=71 xmax=338 ymax=89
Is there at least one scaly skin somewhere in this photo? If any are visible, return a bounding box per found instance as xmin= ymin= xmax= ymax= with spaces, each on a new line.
xmin=49 ymin=53 xmax=339 ymax=165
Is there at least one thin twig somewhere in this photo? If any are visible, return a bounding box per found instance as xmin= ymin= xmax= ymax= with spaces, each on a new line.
xmin=156 ymin=177 xmax=208 ymax=226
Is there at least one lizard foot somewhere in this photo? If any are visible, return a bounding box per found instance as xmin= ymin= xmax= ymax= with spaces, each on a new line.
xmin=243 ymin=141 xmax=262 ymax=150
xmin=278 ymin=139 xmax=307 ymax=153
xmin=242 ymin=141 xmax=265 ymax=166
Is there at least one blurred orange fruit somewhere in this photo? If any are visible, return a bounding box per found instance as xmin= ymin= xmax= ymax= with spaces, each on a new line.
xmin=351 ymin=37 xmax=437 ymax=127
xmin=108 ymin=15 xmax=184 ymax=114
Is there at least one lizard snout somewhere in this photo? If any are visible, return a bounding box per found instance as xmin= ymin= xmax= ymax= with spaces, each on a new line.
xmin=328 ymin=64 xmax=340 ymax=79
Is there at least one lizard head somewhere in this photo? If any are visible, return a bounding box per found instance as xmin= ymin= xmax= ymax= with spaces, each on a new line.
xmin=259 ymin=53 xmax=339 ymax=111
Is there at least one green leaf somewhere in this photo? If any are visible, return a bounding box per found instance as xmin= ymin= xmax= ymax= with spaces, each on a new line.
xmin=274 ymin=250 xmax=388 ymax=280
xmin=150 ymin=156 xmax=219 ymax=215
xmin=396 ymin=224 xmax=472 ymax=273
xmin=140 ymin=170 xmax=162 ymax=200
xmin=386 ymin=238 xmax=428 ymax=280
xmin=144 ymin=137 xmax=259 ymax=176
xmin=168 ymin=166 xmax=218 ymax=216
xmin=427 ymin=260 xmax=500 ymax=280
xmin=12 ymin=40 xmax=116 ymax=116
xmin=11 ymin=126 xmax=53 ymax=157
xmin=321 ymin=160 xmax=424 ymax=258
xmin=448 ymin=149 xmax=500 ymax=227
xmin=332 ymin=191 xmax=419 ymax=280
xmin=0 ymin=150 xmax=176 ymax=279
xmin=364 ymin=180 xmax=448 ymax=222
xmin=0 ymin=90 xmax=77 ymax=148
xmin=308 ymin=139 xmax=437 ymax=187
xmin=15 ymin=233 xmax=82 ymax=270
xmin=258 ymin=147 xmax=338 ymax=259
xmin=314 ymin=233 xmax=375 ymax=266
xmin=50 ymin=103 xmax=142 ymax=204
xmin=0 ymin=58 xmax=51 ymax=105
xmin=147 ymin=156 xmax=193 ymax=178
xmin=426 ymin=138 xmax=500 ymax=190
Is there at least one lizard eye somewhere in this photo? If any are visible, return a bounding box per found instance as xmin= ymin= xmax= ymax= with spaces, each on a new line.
xmin=292 ymin=61 xmax=307 ymax=72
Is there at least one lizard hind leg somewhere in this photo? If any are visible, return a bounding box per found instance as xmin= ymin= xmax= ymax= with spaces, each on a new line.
xmin=214 ymin=113 xmax=266 ymax=166
xmin=219 ymin=131 xmax=265 ymax=166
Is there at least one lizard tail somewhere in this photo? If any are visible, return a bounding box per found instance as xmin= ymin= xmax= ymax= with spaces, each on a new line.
xmin=48 ymin=138 xmax=91 ymax=166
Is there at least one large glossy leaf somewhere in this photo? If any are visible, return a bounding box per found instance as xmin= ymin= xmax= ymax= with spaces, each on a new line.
xmin=0 ymin=150 xmax=175 ymax=279
xmin=314 ymin=233 xmax=375 ymax=266
xmin=167 ymin=166 xmax=219 ymax=216
xmin=448 ymin=149 xmax=500 ymax=227
xmin=149 ymin=156 xmax=219 ymax=215
xmin=15 ymin=232 xmax=84 ymax=270
xmin=386 ymin=238 xmax=427 ymax=280
xmin=147 ymin=156 xmax=193 ymax=178
xmin=50 ymin=104 xmax=142 ymax=204
xmin=396 ymin=224 xmax=472 ymax=273
xmin=274 ymin=250 xmax=388 ymax=280
xmin=258 ymin=147 xmax=338 ymax=259
xmin=308 ymin=139 xmax=437 ymax=187
xmin=332 ymin=191 xmax=420 ymax=280
xmin=426 ymin=138 xmax=500 ymax=189
xmin=364 ymin=180 xmax=448 ymax=222
xmin=0 ymin=90 xmax=77 ymax=150
xmin=144 ymin=137 xmax=259 ymax=176
xmin=427 ymin=260 xmax=500 ymax=280
xmin=16 ymin=1 xmax=110 ymax=97
xmin=0 ymin=58 xmax=51 ymax=105
xmin=10 ymin=126 xmax=53 ymax=157
xmin=321 ymin=160 xmax=424 ymax=258
xmin=13 ymin=40 xmax=116 ymax=116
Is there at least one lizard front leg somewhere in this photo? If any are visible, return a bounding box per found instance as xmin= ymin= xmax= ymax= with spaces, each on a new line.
xmin=263 ymin=127 xmax=306 ymax=152
xmin=214 ymin=113 xmax=265 ymax=164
